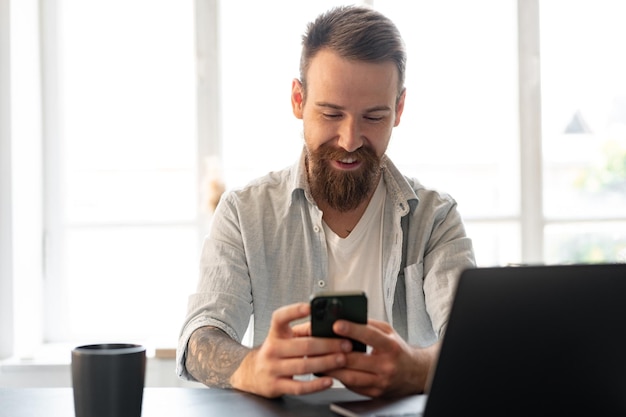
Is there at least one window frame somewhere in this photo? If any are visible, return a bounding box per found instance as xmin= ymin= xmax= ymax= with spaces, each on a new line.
xmin=517 ymin=0 xmax=544 ymax=263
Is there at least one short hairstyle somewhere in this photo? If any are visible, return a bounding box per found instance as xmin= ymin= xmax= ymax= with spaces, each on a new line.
xmin=299 ymin=5 xmax=406 ymax=100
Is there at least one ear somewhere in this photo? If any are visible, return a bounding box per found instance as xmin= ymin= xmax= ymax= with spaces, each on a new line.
xmin=393 ymin=88 xmax=406 ymax=127
xmin=291 ymin=78 xmax=304 ymax=119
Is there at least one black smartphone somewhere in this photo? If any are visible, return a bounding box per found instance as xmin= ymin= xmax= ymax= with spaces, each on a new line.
xmin=310 ymin=291 xmax=368 ymax=352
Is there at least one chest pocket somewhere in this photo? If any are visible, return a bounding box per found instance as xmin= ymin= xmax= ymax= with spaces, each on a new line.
xmin=394 ymin=261 xmax=437 ymax=346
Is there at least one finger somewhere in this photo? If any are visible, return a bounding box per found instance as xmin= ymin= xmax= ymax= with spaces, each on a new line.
xmin=325 ymin=366 xmax=381 ymax=394
xmin=269 ymin=303 xmax=310 ymax=338
xmin=272 ymin=335 xmax=352 ymax=359
xmin=275 ymin=352 xmax=347 ymax=377
xmin=367 ymin=318 xmax=394 ymax=333
xmin=291 ymin=321 xmax=311 ymax=337
xmin=333 ymin=320 xmax=392 ymax=350
xmin=271 ymin=376 xmax=335 ymax=397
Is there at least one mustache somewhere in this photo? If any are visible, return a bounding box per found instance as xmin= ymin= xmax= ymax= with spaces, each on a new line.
xmin=315 ymin=145 xmax=378 ymax=163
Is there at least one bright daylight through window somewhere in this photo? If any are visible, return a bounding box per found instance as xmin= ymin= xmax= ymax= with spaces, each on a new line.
xmin=2 ymin=0 xmax=625 ymax=359
xmin=540 ymin=0 xmax=626 ymax=263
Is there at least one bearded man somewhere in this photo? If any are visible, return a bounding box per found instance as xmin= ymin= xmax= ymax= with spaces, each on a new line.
xmin=176 ymin=5 xmax=475 ymax=400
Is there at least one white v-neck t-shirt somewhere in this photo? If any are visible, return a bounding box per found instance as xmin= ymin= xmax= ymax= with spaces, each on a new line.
xmin=322 ymin=178 xmax=387 ymax=322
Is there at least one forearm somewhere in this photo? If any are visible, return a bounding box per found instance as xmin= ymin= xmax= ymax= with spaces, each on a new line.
xmin=411 ymin=342 xmax=440 ymax=394
xmin=185 ymin=326 xmax=251 ymax=388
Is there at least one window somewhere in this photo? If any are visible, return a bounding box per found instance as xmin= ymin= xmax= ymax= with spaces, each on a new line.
xmin=377 ymin=0 xmax=521 ymax=266
xmin=45 ymin=0 xmax=199 ymax=345
xmin=2 ymin=0 xmax=625 ymax=359
xmin=540 ymin=0 xmax=626 ymax=263
xmin=42 ymin=0 xmax=198 ymax=345
xmin=6 ymin=0 xmax=199 ymax=354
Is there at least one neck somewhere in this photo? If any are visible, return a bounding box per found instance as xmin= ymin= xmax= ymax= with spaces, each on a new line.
xmin=317 ymin=177 xmax=380 ymax=238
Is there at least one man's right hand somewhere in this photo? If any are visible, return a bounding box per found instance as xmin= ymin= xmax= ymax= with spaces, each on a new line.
xmin=186 ymin=302 xmax=353 ymax=398
xmin=230 ymin=302 xmax=352 ymax=398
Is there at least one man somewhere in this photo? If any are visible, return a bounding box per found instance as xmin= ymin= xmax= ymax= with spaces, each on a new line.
xmin=176 ymin=5 xmax=475 ymax=399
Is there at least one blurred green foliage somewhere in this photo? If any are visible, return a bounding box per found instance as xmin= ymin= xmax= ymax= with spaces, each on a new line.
xmin=575 ymin=139 xmax=626 ymax=193
xmin=563 ymin=138 xmax=626 ymax=263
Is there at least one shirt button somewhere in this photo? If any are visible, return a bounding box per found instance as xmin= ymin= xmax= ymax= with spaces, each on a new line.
xmin=313 ymin=226 xmax=320 ymax=233
xmin=317 ymin=280 xmax=326 ymax=288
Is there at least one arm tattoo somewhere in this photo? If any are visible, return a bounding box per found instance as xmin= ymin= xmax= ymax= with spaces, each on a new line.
xmin=185 ymin=326 xmax=251 ymax=388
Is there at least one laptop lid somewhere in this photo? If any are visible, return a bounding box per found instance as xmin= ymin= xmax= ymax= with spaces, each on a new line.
xmin=423 ymin=263 xmax=626 ymax=417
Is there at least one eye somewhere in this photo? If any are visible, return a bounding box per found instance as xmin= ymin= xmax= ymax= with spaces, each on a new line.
xmin=323 ymin=113 xmax=342 ymax=120
xmin=364 ymin=115 xmax=385 ymax=122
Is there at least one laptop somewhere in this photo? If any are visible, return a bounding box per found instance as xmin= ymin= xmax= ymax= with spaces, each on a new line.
xmin=330 ymin=394 xmax=426 ymax=417
xmin=331 ymin=263 xmax=626 ymax=417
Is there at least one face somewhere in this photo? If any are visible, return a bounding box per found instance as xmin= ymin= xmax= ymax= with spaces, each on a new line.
xmin=291 ymin=48 xmax=406 ymax=211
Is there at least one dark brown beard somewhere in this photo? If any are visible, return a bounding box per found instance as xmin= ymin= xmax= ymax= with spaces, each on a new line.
xmin=307 ymin=145 xmax=381 ymax=212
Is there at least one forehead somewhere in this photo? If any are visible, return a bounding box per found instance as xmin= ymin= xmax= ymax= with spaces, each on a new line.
xmin=304 ymin=49 xmax=399 ymax=107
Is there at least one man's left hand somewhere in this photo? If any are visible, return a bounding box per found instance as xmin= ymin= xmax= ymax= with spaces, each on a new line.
xmin=324 ymin=319 xmax=440 ymax=398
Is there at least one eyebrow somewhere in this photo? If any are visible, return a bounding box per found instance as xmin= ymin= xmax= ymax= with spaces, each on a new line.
xmin=315 ymin=102 xmax=392 ymax=113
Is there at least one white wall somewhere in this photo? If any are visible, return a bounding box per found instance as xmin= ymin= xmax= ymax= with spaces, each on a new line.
xmin=0 ymin=0 xmax=15 ymax=361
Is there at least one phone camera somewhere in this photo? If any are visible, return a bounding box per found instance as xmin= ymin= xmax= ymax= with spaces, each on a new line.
xmin=312 ymin=299 xmax=327 ymax=321
xmin=328 ymin=298 xmax=342 ymax=317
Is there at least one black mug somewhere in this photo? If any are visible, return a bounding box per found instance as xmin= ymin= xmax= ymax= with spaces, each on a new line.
xmin=71 ymin=343 xmax=146 ymax=417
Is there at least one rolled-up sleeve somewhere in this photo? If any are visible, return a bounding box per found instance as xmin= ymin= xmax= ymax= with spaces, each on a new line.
xmin=176 ymin=195 xmax=253 ymax=380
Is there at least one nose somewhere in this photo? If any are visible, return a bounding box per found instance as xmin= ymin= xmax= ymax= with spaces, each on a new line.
xmin=337 ymin=117 xmax=363 ymax=153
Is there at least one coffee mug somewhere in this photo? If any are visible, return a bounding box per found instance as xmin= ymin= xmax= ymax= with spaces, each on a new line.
xmin=71 ymin=343 xmax=146 ymax=417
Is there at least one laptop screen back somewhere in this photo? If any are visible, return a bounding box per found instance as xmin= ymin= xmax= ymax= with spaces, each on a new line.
xmin=423 ymin=263 xmax=626 ymax=417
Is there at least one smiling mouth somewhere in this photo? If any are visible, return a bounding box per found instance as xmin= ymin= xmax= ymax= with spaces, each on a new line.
xmin=333 ymin=157 xmax=361 ymax=170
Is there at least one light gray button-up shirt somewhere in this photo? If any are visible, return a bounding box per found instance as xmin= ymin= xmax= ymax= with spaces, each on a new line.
xmin=176 ymin=151 xmax=475 ymax=380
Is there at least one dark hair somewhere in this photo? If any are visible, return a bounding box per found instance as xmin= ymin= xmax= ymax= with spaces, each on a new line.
xmin=300 ymin=5 xmax=406 ymax=100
